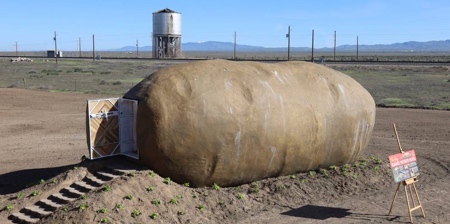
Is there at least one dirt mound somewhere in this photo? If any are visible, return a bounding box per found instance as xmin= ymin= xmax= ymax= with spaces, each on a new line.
xmin=2 ymin=156 xmax=391 ymax=224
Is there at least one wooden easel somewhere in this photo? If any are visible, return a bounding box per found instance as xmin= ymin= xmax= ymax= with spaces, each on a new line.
xmin=387 ymin=124 xmax=425 ymax=223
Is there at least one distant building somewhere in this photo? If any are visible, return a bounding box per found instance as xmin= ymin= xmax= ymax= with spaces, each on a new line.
xmin=152 ymin=8 xmax=182 ymax=58
xmin=47 ymin=50 xmax=63 ymax=58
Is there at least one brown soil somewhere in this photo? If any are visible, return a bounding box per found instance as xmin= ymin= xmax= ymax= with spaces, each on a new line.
xmin=0 ymin=88 xmax=449 ymax=223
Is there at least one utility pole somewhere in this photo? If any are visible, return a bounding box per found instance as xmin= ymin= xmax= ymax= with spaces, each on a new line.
xmin=54 ymin=31 xmax=58 ymax=64
xmin=287 ymin=25 xmax=291 ymax=61
xmin=79 ymin=37 xmax=81 ymax=57
xmin=234 ymin=31 xmax=237 ymax=60
xmin=92 ymin=34 xmax=95 ymax=61
xmin=136 ymin=39 xmax=139 ymax=57
xmin=15 ymin=41 xmax=18 ymax=57
xmin=357 ymin=36 xmax=359 ymax=61
xmin=333 ymin=30 xmax=336 ymax=62
xmin=311 ymin=30 xmax=314 ymax=62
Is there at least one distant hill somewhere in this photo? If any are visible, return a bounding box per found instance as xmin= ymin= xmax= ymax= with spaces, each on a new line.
xmin=110 ymin=39 xmax=450 ymax=52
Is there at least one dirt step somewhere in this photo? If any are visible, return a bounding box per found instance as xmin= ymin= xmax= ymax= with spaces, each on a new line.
xmin=24 ymin=205 xmax=52 ymax=217
xmin=84 ymin=175 xmax=106 ymax=185
xmin=96 ymin=171 xmax=120 ymax=180
xmin=63 ymin=186 xmax=85 ymax=196
xmin=51 ymin=193 xmax=76 ymax=202
xmin=38 ymin=199 xmax=63 ymax=209
xmin=9 ymin=212 xmax=39 ymax=223
xmin=110 ymin=168 xmax=136 ymax=175
xmin=74 ymin=181 xmax=98 ymax=191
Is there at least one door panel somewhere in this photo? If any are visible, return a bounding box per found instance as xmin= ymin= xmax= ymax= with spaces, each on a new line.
xmin=87 ymin=98 xmax=139 ymax=160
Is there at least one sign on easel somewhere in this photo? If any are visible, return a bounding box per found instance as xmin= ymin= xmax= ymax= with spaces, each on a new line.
xmin=387 ymin=124 xmax=425 ymax=224
xmin=388 ymin=149 xmax=419 ymax=183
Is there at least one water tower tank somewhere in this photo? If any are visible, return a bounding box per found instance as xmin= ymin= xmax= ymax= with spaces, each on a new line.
xmin=152 ymin=8 xmax=182 ymax=58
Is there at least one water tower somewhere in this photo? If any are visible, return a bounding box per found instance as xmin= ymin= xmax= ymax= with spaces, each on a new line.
xmin=152 ymin=8 xmax=182 ymax=58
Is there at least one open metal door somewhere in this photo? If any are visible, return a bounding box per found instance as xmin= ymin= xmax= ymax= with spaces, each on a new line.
xmin=87 ymin=98 xmax=138 ymax=160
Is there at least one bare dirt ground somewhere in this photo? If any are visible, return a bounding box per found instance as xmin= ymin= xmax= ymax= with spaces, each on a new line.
xmin=0 ymin=88 xmax=449 ymax=223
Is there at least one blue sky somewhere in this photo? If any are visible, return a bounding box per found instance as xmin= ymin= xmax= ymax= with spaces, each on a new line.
xmin=1 ymin=0 xmax=450 ymax=51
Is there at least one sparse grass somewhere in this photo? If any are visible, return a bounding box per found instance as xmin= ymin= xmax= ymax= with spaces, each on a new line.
xmin=1 ymin=59 xmax=448 ymax=110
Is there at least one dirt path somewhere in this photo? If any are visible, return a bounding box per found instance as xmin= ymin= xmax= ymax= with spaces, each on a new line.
xmin=0 ymin=88 xmax=449 ymax=223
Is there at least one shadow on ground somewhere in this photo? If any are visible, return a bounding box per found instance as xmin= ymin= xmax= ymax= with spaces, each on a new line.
xmin=0 ymin=164 xmax=78 ymax=195
xmin=281 ymin=204 xmax=407 ymax=223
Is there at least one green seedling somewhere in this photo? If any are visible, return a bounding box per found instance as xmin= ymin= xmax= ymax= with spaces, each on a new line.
xmin=237 ymin=193 xmax=245 ymax=199
xmin=177 ymin=210 xmax=185 ymax=215
xmin=128 ymin=171 xmax=136 ymax=177
xmin=125 ymin=194 xmax=133 ymax=200
xmin=343 ymin=171 xmax=350 ymax=177
xmin=212 ymin=183 xmax=221 ymax=190
xmin=74 ymin=166 xmax=79 ymax=170
xmin=3 ymin=204 xmax=13 ymax=212
xmin=151 ymin=199 xmax=161 ymax=206
xmin=376 ymin=158 xmax=383 ymax=164
xmin=300 ymin=179 xmax=308 ymax=184
xmin=374 ymin=166 xmax=380 ymax=172
xmin=81 ymin=194 xmax=89 ymax=200
xmin=218 ymin=200 xmax=225 ymax=205
xmin=183 ymin=182 xmax=190 ymax=187
xmin=353 ymin=173 xmax=359 ymax=179
xmin=149 ymin=170 xmax=156 ymax=177
xmin=16 ymin=192 xmax=24 ymax=199
xmin=169 ymin=198 xmax=178 ymax=205
xmin=329 ymin=165 xmax=338 ymax=171
xmin=149 ymin=212 xmax=159 ymax=219
xmin=32 ymin=190 xmax=40 ymax=196
xmin=79 ymin=203 xmax=88 ymax=211
xmin=320 ymin=168 xmax=329 ymax=177
xmin=354 ymin=161 xmax=361 ymax=167
xmin=131 ymin=209 xmax=141 ymax=217
xmin=360 ymin=159 xmax=367 ymax=167
xmin=342 ymin=164 xmax=350 ymax=171
xmin=97 ymin=208 xmax=107 ymax=213
xmin=62 ymin=206 xmax=69 ymax=212
xmin=146 ymin=186 xmax=154 ymax=192
xmin=104 ymin=184 xmax=111 ymax=192
xmin=176 ymin=194 xmax=183 ymax=199
xmin=163 ymin=177 xmax=171 ymax=185
xmin=309 ymin=170 xmax=316 ymax=177
xmin=276 ymin=184 xmax=286 ymax=190
xmin=193 ymin=193 xmax=199 ymax=199
xmin=290 ymin=174 xmax=296 ymax=179
xmin=251 ymin=182 xmax=259 ymax=187
xmin=116 ymin=204 xmax=124 ymax=209
xmin=370 ymin=155 xmax=376 ymax=160
xmin=251 ymin=187 xmax=260 ymax=193
xmin=100 ymin=218 xmax=110 ymax=223
xmin=196 ymin=204 xmax=205 ymax=210
xmin=40 ymin=179 xmax=45 ymax=184
xmin=203 ymin=191 xmax=209 ymax=197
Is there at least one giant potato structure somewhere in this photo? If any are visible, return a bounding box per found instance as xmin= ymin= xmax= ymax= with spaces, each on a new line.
xmin=124 ymin=60 xmax=375 ymax=187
